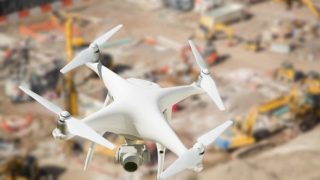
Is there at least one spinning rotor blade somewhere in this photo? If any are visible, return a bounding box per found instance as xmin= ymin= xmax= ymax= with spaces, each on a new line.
xmin=200 ymin=75 xmax=225 ymax=111
xmin=188 ymin=40 xmax=208 ymax=71
xmin=188 ymin=40 xmax=225 ymax=111
xmin=93 ymin=24 xmax=123 ymax=46
xmin=19 ymin=86 xmax=115 ymax=150
xmin=19 ymin=86 xmax=62 ymax=115
xmin=197 ymin=120 xmax=233 ymax=147
xmin=161 ymin=120 xmax=233 ymax=179
xmin=66 ymin=118 xmax=115 ymax=149
xmin=60 ymin=48 xmax=95 ymax=74
xmin=60 ymin=24 xmax=123 ymax=74
xmin=160 ymin=148 xmax=200 ymax=179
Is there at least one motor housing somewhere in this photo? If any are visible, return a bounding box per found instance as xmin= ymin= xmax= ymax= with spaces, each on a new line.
xmin=52 ymin=111 xmax=70 ymax=140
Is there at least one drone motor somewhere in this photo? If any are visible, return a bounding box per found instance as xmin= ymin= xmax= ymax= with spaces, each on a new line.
xmin=52 ymin=111 xmax=70 ymax=140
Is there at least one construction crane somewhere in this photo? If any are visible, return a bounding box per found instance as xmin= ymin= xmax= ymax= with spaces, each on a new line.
xmin=63 ymin=16 xmax=79 ymax=116
xmin=57 ymin=11 xmax=117 ymax=115
xmin=53 ymin=10 xmax=105 ymax=115
xmin=54 ymin=11 xmax=126 ymax=158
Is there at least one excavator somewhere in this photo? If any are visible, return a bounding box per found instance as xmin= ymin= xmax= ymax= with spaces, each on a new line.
xmin=273 ymin=0 xmax=320 ymax=18
xmin=181 ymin=12 xmax=235 ymax=66
xmin=215 ymin=73 xmax=320 ymax=153
xmin=180 ymin=23 xmax=231 ymax=68
xmin=195 ymin=19 xmax=234 ymax=43
xmin=295 ymin=72 xmax=320 ymax=131
xmin=302 ymin=0 xmax=320 ymax=18
xmin=0 ymin=154 xmax=40 ymax=180
xmin=274 ymin=61 xmax=305 ymax=82
xmin=215 ymin=93 xmax=291 ymax=151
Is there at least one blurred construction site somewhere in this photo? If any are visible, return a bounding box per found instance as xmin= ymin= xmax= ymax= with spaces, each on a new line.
xmin=0 ymin=0 xmax=320 ymax=179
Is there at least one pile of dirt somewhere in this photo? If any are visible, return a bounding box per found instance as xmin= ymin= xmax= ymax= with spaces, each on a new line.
xmin=199 ymin=127 xmax=320 ymax=180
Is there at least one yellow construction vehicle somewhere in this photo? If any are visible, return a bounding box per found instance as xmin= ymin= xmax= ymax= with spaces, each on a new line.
xmin=274 ymin=61 xmax=304 ymax=82
xmin=216 ymin=76 xmax=320 ymax=151
xmin=185 ymin=13 xmax=234 ymax=68
xmin=215 ymin=94 xmax=291 ymax=150
xmin=243 ymin=96 xmax=290 ymax=136
xmin=304 ymin=71 xmax=320 ymax=94
xmin=195 ymin=14 xmax=234 ymax=43
xmin=243 ymin=37 xmax=261 ymax=52
xmin=273 ymin=0 xmax=320 ymax=17
xmin=294 ymin=72 xmax=320 ymax=131
xmin=0 ymin=155 xmax=39 ymax=180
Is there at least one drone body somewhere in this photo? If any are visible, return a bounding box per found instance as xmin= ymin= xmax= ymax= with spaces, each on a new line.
xmin=84 ymin=62 xmax=203 ymax=155
xmin=20 ymin=25 xmax=233 ymax=179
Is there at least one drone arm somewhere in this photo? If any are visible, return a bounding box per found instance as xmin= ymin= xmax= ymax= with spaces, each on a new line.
xmin=104 ymin=93 xmax=113 ymax=106
xmin=85 ymin=62 xmax=129 ymax=99
xmin=82 ymin=102 xmax=127 ymax=134
xmin=157 ymin=83 xmax=204 ymax=110
xmin=85 ymin=62 xmax=101 ymax=76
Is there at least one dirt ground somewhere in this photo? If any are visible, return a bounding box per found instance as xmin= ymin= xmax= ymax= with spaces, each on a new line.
xmin=1 ymin=0 xmax=320 ymax=180
xmin=200 ymin=126 xmax=320 ymax=180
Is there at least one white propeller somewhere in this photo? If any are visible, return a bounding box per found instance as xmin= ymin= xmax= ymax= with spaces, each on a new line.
xmin=60 ymin=24 xmax=123 ymax=74
xmin=160 ymin=120 xmax=233 ymax=179
xmin=19 ymin=86 xmax=115 ymax=150
xmin=189 ymin=40 xmax=225 ymax=111
xmin=197 ymin=120 xmax=233 ymax=147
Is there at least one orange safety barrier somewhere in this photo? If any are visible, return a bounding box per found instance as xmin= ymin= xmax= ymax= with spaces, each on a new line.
xmin=0 ymin=0 xmax=91 ymax=25
xmin=0 ymin=16 xmax=6 ymax=23
xmin=1 ymin=113 xmax=33 ymax=133
xmin=62 ymin=0 xmax=73 ymax=7
xmin=19 ymin=19 xmax=80 ymax=40
xmin=18 ymin=10 xmax=29 ymax=18
xmin=40 ymin=4 xmax=52 ymax=13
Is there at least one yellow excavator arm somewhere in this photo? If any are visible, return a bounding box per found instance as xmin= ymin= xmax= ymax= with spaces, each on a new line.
xmin=196 ymin=14 xmax=234 ymax=40
xmin=303 ymin=0 xmax=320 ymax=17
xmin=273 ymin=0 xmax=320 ymax=17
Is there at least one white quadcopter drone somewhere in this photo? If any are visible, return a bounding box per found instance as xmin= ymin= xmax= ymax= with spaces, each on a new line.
xmin=20 ymin=24 xmax=233 ymax=179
